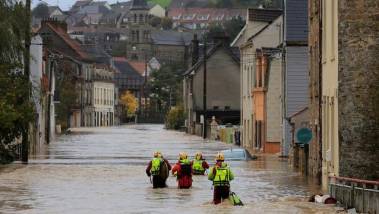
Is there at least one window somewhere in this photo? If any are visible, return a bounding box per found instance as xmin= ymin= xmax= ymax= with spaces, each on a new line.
xmin=224 ymin=106 xmax=231 ymax=110
xmin=139 ymin=14 xmax=144 ymax=23
xmin=134 ymin=14 xmax=137 ymax=23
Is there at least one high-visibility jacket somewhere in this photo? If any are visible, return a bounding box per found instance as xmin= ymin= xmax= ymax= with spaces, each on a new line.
xmin=208 ymin=162 xmax=234 ymax=186
xmin=151 ymin=158 xmax=162 ymax=176
xmin=192 ymin=159 xmax=205 ymax=174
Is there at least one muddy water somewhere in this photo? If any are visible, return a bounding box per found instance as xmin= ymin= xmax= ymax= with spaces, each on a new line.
xmin=0 ymin=125 xmax=342 ymax=213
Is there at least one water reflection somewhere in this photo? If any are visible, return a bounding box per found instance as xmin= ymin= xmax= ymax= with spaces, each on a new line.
xmin=0 ymin=125 xmax=342 ymax=213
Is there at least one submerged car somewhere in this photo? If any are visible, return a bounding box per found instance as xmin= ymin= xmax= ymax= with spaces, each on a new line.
xmin=221 ymin=148 xmax=257 ymax=161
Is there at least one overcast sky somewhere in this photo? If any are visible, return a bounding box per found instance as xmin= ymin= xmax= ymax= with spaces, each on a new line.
xmin=32 ymin=0 xmax=129 ymax=10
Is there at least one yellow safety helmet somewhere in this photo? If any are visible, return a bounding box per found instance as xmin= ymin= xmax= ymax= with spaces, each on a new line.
xmin=153 ymin=151 xmax=162 ymax=158
xmin=195 ymin=152 xmax=203 ymax=159
xmin=215 ymin=152 xmax=225 ymax=161
xmin=179 ymin=152 xmax=188 ymax=160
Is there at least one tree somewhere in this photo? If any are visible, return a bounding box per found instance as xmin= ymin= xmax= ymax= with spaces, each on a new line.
xmin=160 ymin=17 xmax=173 ymax=30
xmin=32 ymin=3 xmax=49 ymax=19
xmin=206 ymin=17 xmax=245 ymax=42
xmin=149 ymin=16 xmax=162 ymax=28
xmin=54 ymin=60 xmax=80 ymax=130
xmin=0 ymin=0 xmax=34 ymax=162
xmin=149 ymin=64 xmax=183 ymax=111
xmin=120 ymin=91 xmax=138 ymax=118
xmin=111 ymin=41 xmax=127 ymax=57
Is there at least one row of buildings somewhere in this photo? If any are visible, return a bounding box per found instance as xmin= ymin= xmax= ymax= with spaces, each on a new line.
xmin=229 ymin=0 xmax=378 ymax=211
xmin=182 ymin=1 xmax=378 ymax=210
xmin=29 ymin=19 xmax=118 ymax=153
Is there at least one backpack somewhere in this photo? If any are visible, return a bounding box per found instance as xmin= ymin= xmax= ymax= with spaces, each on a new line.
xmin=180 ymin=163 xmax=192 ymax=177
xmin=159 ymin=161 xmax=169 ymax=180
xmin=229 ymin=192 xmax=244 ymax=206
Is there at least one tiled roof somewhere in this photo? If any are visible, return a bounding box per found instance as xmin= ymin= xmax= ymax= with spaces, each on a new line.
xmin=151 ymin=30 xmax=193 ymax=46
xmin=168 ymin=8 xmax=246 ymax=23
xmin=45 ymin=22 xmax=89 ymax=60
xmin=126 ymin=60 xmax=146 ymax=76
xmin=73 ymin=0 xmax=93 ymax=7
xmin=248 ymin=8 xmax=282 ymax=22
xmin=82 ymin=44 xmax=111 ymax=64
xmin=113 ymin=57 xmax=143 ymax=77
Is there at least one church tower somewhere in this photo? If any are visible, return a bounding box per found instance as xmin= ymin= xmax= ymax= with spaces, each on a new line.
xmin=126 ymin=0 xmax=153 ymax=60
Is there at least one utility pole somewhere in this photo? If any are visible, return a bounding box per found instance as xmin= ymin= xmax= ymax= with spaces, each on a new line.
xmin=22 ymin=0 xmax=31 ymax=163
xmin=202 ymin=38 xmax=207 ymax=139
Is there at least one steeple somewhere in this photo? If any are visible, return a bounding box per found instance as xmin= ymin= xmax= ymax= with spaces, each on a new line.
xmin=130 ymin=0 xmax=149 ymax=10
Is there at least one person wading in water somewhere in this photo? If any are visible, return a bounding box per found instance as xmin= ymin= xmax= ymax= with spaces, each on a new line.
xmin=172 ymin=152 xmax=193 ymax=189
xmin=146 ymin=151 xmax=171 ymax=188
xmin=208 ymin=152 xmax=234 ymax=204
xmin=191 ymin=152 xmax=209 ymax=175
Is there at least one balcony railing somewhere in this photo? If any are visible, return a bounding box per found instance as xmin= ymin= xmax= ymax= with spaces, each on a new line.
xmin=329 ymin=176 xmax=379 ymax=213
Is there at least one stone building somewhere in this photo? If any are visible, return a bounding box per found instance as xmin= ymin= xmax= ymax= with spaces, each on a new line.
xmin=338 ymin=0 xmax=379 ymax=181
xmin=307 ymin=0 xmax=322 ymax=181
xmin=125 ymin=0 xmax=194 ymax=68
xmin=308 ymin=0 xmax=379 ymax=195
xmin=126 ymin=0 xmax=153 ymax=61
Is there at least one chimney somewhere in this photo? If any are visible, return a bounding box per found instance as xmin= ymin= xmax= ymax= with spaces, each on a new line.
xmin=191 ymin=34 xmax=199 ymax=66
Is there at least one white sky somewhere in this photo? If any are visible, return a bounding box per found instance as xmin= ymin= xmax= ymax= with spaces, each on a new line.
xmin=32 ymin=0 xmax=130 ymax=11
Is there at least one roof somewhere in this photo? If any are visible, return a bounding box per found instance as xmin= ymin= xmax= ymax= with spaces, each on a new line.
xmin=183 ymin=42 xmax=239 ymax=76
xmin=289 ymin=107 xmax=309 ymax=119
xmin=130 ymin=0 xmax=149 ymax=10
xmin=248 ymin=8 xmax=282 ymax=22
xmin=42 ymin=22 xmax=89 ymax=60
xmin=113 ymin=57 xmax=143 ymax=77
xmin=168 ymin=8 xmax=246 ymax=23
xmin=169 ymin=0 xmax=209 ymax=8
xmin=151 ymin=30 xmax=193 ymax=46
xmin=82 ymin=44 xmax=111 ymax=64
xmin=247 ymin=14 xmax=282 ymax=42
xmin=230 ymin=24 xmax=246 ymax=47
xmin=72 ymin=0 xmax=93 ymax=9
xmin=48 ymin=6 xmax=62 ymax=15
xmin=126 ymin=60 xmax=146 ymax=76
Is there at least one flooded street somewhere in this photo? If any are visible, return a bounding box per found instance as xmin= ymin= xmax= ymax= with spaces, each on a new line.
xmin=0 ymin=125 xmax=342 ymax=213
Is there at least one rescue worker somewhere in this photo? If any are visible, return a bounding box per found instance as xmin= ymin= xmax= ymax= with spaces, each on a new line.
xmin=191 ymin=152 xmax=209 ymax=175
xmin=208 ymin=152 xmax=234 ymax=204
xmin=172 ymin=152 xmax=193 ymax=189
xmin=146 ymin=151 xmax=171 ymax=188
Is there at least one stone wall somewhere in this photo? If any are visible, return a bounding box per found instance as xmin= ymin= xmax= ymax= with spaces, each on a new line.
xmin=338 ymin=0 xmax=379 ymax=180
xmin=308 ymin=0 xmax=322 ymax=180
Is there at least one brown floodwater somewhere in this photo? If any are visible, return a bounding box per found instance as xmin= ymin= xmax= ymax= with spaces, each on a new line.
xmin=0 ymin=125 xmax=344 ymax=213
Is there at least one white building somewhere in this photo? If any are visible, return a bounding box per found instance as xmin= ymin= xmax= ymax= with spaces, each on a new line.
xmin=83 ymin=65 xmax=115 ymax=127
xmin=149 ymin=4 xmax=166 ymax=18
xmin=30 ymin=35 xmax=56 ymax=148
xmin=231 ymin=8 xmax=282 ymax=148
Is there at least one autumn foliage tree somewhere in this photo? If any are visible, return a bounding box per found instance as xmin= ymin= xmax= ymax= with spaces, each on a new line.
xmin=120 ymin=91 xmax=138 ymax=119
